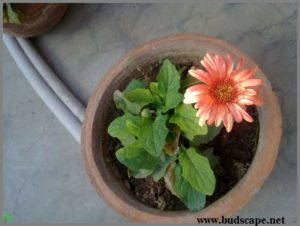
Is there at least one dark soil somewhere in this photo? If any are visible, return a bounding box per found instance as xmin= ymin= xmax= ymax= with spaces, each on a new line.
xmin=129 ymin=176 xmax=187 ymax=210
xmin=107 ymin=60 xmax=260 ymax=211
xmin=205 ymin=106 xmax=259 ymax=205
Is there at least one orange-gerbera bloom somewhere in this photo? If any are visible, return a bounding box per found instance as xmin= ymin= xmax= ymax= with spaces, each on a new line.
xmin=184 ymin=53 xmax=263 ymax=132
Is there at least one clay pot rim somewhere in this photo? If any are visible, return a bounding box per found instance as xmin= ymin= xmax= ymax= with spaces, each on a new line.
xmin=82 ymin=33 xmax=282 ymax=223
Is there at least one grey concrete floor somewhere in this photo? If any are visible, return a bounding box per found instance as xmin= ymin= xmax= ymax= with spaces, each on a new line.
xmin=4 ymin=3 xmax=297 ymax=223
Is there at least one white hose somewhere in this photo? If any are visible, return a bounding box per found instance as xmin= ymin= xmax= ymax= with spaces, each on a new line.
xmin=16 ymin=37 xmax=85 ymax=122
xmin=3 ymin=34 xmax=82 ymax=143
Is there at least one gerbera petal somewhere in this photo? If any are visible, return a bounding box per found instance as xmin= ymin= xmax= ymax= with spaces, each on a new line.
xmin=244 ymin=88 xmax=257 ymax=96
xmin=201 ymin=104 xmax=212 ymax=116
xmin=185 ymin=53 xmax=262 ymax=130
xmin=226 ymin=54 xmax=234 ymax=75
xmin=194 ymin=95 xmax=213 ymax=109
xmin=239 ymin=98 xmax=254 ymax=105
xmin=215 ymin=105 xmax=226 ymax=127
xmin=185 ymin=84 xmax=209 ymax=97
xmin=184 ymin=92 xmax=211 ymax=104
xmin=235 ymin=67 xmax=258 ymax=82
xmin=244 ymin=95 xmax=264 ymax=106
xmin=223 ymin=109 xmax=233 ymax=132
xmin=233 ymin=103 xmax=253 ymax=122
xmin=207 ymin=105 xmax=218 ymax=125
xmin=204 ymin=53 xmax=218 ymax=71
xmin=188 ymin=69 xmax=212 ymax=85
xmin=234 ymin=69 xmax=252 ymax=82
xmin=228 ymin=103 xmax=243 ymax=123
xmin=196 ymin=102 xmax=212 ymax=117
xmin=201 ymin=58 xmax=217 ymax=75
xmin=235 ymin=57 xmax=245 ymax=73
xmin=199 ymin=113 xmax=210 ymax=126
xmin=214 ymin=55 xmax=226 ymax=75
xmin=240 ymin=79 xmax=263 ymax=88
xmin=227 ymin=113 xmax=234 ymax=132
xmin=183 ymin=94 xmax=201 ymax=104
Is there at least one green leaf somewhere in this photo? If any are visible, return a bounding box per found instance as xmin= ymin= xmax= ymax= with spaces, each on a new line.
xmin=140 ymin=108 xmax=152 ymax=118
xmin=116 ymin=142 xmax=159 ymax=172
xmin=163 ymin=162 xmax=177 ymax=196
xmin=131 ymin=169 xmax=154 ymax=178
xmin=139 ymin=113 xmax=169 ymax=157
xmin=156 ymin=59 xmax=183 ymax=112
xmin=6 ymin=3 xmax=21 ymax=24
xmin=201 ymin=148 xmax=220 ymax=169
xmin=157 ymin=59 xmax=181 ymax=94
xmin=149 ymin=82 xmax=164 ymax=107
xmin=191 ymin=124 xmax=223 ymax=145
xmin=125 ymin=119 xmax=141 ymax=137
xmin=123 ymin=79 xmax=147 ymax=94
xmin=178 ymin=66 xmax=187 ymax=76
xmin=149 ymin=82 xmax=160 ymax=95
xmin=125 ymin=88 xmax=154 ymax=108
xmin=160 ymin=93 xmax=183 ymax=113
xmin=169 ymin=103 xmax=208 ymax=140
xmin=151 ymin=155 xmax=177 ymax=181
xmin=113 ymin=90 xmax=141 ymax=114
xmin=164 ymin=126 xmax=181 ymax=156
xmin=108 ymin=114 xmax=142 ymax=146
xmin=174 ymin=165 xmax=206 ymax=211
xmin=178 ymin=146 xmax=216 ymax=195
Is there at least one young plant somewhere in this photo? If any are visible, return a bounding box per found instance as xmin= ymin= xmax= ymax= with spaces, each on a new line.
xmin=3 ymin=3 xmax=22 ymax=24
xmin=108 ymin=54 xmax=263 ymax=211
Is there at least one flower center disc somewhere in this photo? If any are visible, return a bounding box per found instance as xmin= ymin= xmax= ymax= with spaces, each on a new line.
xmin=210 ymin=79 xmax=237 ymax=103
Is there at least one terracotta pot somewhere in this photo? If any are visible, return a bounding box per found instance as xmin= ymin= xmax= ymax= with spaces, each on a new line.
xmin=82 ymin=34 xmax=282 ymax=223
xmin=3 ymin=3 xmax=68 ymax=38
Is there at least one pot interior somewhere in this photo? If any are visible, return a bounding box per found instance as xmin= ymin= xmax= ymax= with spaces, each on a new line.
xmin=90 ymin=45 xmax=261 ymax=213
xmin=83 ymin=35 xmax=282 ymax=221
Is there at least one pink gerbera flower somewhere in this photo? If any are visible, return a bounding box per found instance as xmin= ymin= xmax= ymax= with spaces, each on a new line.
xmin=183 ymin=53 xmax=263 ymax=132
